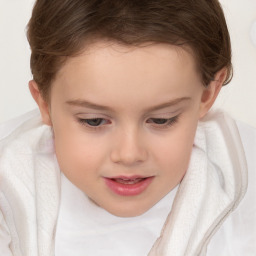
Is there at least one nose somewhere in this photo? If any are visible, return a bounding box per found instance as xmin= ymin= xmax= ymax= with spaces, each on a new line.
xmin=110 ymin=127 xmax=148 ymax=166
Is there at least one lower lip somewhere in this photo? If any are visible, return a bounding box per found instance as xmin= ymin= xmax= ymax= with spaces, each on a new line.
xmin=104 ymin=177 xmax=154 ymax=196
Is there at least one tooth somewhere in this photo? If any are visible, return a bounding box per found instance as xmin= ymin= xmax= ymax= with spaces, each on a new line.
xmin=114 ymin=178 xmax=145 ymax=184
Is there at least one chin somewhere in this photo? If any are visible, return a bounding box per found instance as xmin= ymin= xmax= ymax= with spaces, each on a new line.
xmin=101 ymin=201 xmax=153 ymax=218
xmin=108 ymin=208 xmax=148 ymax=218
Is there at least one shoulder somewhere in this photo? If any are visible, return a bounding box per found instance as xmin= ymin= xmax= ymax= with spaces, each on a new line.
xmin=0 ymin=109 xmax=40 ymax=140
xmin=207 ymin=120 xmax=256 ymax=255
xmin=0 ymin=110 xmax=60 ymax=256
xmin=0 ymin=109 xmax=53 ymax=154
xmin=0 ymin=109 xmax=55 ymax=189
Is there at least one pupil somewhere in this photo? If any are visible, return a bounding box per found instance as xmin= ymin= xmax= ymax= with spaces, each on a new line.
xmin=154 ymin=118 xmax=167 ymax=124
xmin=88 ymin=118 xmax=102 ymax=126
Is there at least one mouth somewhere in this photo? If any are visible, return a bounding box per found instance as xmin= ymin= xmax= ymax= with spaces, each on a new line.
xmin=104 ymin=175 xmax=154 ymax=196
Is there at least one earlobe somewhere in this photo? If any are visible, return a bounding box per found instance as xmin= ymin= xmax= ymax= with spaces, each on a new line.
xmin=29 ymin=80 xmax=52 ymax=126
xmin=199 ymin=68 xmax=227 ymax=118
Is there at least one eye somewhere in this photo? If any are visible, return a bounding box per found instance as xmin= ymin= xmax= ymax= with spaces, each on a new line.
xmin=78 ymin=118 xmax=110 ymax=127
xmin=150 ymin=118 xmax=169 ymax=124
xmin=146 ymin=115 xmax=179 ymax=128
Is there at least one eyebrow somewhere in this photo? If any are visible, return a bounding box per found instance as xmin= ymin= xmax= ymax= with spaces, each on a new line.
xmin=66 ymin=99 xmax=113 ymax=111
xmin=145 ymin=97 xmax=191 ymax=112
xmin=66 ymin=97 xmax=191 ymax=112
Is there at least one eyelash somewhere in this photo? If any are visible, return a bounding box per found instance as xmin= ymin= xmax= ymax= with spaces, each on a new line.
xmin=78 ymin=118 xmax=110 ymax=131
xmin=77 ymin=115 xmax=179 ymax=130
xmin=146 ymin=115 xmax=179 ymax=129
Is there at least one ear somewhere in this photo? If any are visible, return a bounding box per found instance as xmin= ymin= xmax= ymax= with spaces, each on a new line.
xmin=29 ymin=80 xmax=52 ymax=126
xmin=199 ymin=68 xmax=227 ymax=119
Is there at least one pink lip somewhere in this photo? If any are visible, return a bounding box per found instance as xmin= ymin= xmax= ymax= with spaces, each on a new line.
xmin=104 ymin=175 xmax=154 ymax=196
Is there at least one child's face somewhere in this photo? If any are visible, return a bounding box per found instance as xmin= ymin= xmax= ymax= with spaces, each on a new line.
xmin=33 ymin=41 xmax=220 ymax=217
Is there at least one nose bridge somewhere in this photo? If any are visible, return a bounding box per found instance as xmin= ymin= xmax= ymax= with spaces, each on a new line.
xmin=110 ymin=124 xmax=147 ymax=165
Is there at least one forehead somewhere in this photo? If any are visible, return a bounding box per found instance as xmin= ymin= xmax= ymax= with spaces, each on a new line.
xmin=52 ymin=41 xmax=202 ymax=107
xmin=56 ymin=41 xmax=198 ymax=82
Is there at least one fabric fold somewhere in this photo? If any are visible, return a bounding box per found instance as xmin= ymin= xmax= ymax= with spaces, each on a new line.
xmin=148 ymin=110 xmax=248 ymax=256
xmin=0 ymin=114 xmax=60 ymax=256
xmin=0 ymin=109 xmax=248 ymax=256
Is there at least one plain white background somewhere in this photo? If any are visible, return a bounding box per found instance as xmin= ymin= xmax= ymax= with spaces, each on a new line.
xmin=0 ymin=0 xmax=256 ymax=127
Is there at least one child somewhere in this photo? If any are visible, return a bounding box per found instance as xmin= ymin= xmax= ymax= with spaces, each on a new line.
xmin=0 ymin=0 xmax=255 ymax=255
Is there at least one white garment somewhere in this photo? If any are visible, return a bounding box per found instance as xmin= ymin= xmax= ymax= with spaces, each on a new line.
xmin=0 ymin=110 xmax=60 ymax=256
xmin=0 ymin=109 xmax=255 ymax=256
xmin=148 ymin=111 xmax=248 ymax=255
xmin=55 ymin=173 xmax=177 ymax=256
xmin=207 ymin=121 xmax=256 ymax=255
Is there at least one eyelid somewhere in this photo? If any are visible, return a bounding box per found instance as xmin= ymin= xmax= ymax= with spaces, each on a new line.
xmin=147 ymin=116 xmax=177 ymax=123
xmin=76 ymin=116 xmax=112 ymax=131
xmin=75 ymin=112 xmax=111 ymax=119
xmin=146 ymin=115 xmax=180 ymax=129
xmin=147 ymin=109 xmax=180 ymax=118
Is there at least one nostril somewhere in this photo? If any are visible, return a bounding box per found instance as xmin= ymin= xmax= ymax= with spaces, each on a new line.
xmin=110 ymin=148 xmax=148 ymax=165
xmin=110 ymin=131 xmax=148 ymax=164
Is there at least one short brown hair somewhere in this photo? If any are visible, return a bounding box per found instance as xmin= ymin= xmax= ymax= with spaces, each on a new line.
xmin=27 ymin=0 xmax=232 ymax=99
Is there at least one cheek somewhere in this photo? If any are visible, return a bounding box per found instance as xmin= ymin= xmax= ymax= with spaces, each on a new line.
xmin=52 ymin=123 xmax=108 ymax=181
xmin=154 ymin=119 xmax=197 ymax=175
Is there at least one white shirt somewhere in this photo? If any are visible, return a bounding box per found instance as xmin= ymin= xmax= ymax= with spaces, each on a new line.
xmin=55 ymin=173 xmax=178 ymax=256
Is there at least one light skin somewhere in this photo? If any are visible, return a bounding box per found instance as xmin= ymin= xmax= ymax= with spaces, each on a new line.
xmin=30 ymin=41 xmax=227 ymax=217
